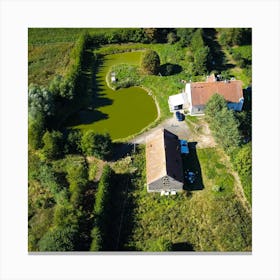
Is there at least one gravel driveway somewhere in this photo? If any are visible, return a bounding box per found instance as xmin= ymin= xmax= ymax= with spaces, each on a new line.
xmin=129 ymin=116 xmax=190 ymax=144
xmin=129 ymin=115 xmax=216 ymax=149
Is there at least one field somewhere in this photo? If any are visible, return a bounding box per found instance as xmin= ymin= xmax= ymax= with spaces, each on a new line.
xmin=109 ymin=145 xmax=251 ymax=251
xmin=28 ymin=42 xmax=74 ymax=86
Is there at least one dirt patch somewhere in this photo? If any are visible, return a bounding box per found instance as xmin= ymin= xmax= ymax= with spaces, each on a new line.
xmin=130 ymin=115 xmax=217 ymax=149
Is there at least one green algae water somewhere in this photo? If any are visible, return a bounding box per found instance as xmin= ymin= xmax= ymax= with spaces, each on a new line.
xmin=69 ymin=51 xmax=158 ymax=140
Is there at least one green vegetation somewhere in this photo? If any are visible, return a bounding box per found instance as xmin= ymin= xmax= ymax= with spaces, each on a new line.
xmin=28 ymin=43 xmax=74 ymax=86
xmin=140 ymin=49 xmax=160 ymax=75
xmin=81 ymin=131 xmax=112 ymax=159
xmin=115 ymin=146 xmax=251 ymax=252
xmin=231 ymin=143 xmax=252 ymax=205
xmin=66 ymin=51 xmax=158 ymax=140
xmin=90 ymin=165 xmax=113 ymax=251
xmin=205 ymin=94 xmax=241 ymax=152
xmin=205 ymin=94 xmax=252 ymax=205
xmin=28 ymin=28 xmax=252 ymax=252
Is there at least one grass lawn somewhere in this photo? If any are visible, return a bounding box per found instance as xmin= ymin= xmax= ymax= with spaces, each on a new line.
xmin=113 ymin=146 xmax=252 ymax=252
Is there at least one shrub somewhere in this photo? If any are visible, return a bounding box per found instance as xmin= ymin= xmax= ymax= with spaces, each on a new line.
xmin=81 ymin=131 xmax=112 ymax=159
xmin=38 ymin=225 xmax=78 ymax=251
xmin=42 ymin=130 xmax=64 ymax=160
xmin=141 ymin=49 xmax=160 ymax=75
xmin=64 ymin=129 xmax=82 ymax=154
xmin=145 ymin=237 xmax=172 ymax=252
xmin=167 ymin=32 xmax=178 ymax=44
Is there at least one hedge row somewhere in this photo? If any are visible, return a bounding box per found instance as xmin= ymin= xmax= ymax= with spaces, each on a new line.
xmin=90 ymin=165 xmax=112 ymax=251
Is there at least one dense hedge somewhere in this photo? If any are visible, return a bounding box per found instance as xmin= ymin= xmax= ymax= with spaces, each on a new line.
xmin=90 ymin=165 xmax=112 ymax=251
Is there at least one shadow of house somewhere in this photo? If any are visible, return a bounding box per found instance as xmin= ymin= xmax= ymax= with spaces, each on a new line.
xmin=182 ymin=142 xmax=204 ymax=191
xmin=159 ymin=63 xmax=182 ymax=76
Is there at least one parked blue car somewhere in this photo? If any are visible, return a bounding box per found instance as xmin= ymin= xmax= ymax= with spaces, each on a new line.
xmin=180 ymin=139 xmax=189 ymax=154
xmin=175 ymin=111 xmax=184 ymax=121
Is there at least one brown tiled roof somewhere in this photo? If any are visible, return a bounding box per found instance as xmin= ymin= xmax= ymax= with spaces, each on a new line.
xmin=191 ymin=80 xmax=243 ymax=106
xmin=146 ymin=129 xmax=184 ymax=185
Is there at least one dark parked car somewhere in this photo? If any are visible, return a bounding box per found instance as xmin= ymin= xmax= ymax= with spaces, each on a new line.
xmin=175 ymin=111 xmax=184 ymax=121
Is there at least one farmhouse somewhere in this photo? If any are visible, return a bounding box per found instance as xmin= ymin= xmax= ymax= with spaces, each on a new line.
xmin=146 ymin=129 xmax=184 ymax=193
xmin=168 ymin=74 xmax=244 ymax=115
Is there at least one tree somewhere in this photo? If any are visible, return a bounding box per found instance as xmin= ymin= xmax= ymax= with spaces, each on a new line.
xmin=205 ymin=94 xmax=241 ymax=151
xmin=176 ymin=28 xmax=196 ymax=47
xmin=81 ymin=131 xmax=112 ymax=159
xmin=145 ymin=237 xmax=172 ymax=252
xmin=190 ymin=29 xmax=205 ymax=51
xmin=167 ymin=32 xmax=178 ymax=44
xmin=193 ymin=46 xmax=210 ymax=75
xmin=28 ymin=113 xmax=45 ymax=149
xmin=64 ymin=129 xmax=82 ymax=154
xmin=66 ymin=160 xmax=88 ymax=206
xmin=42 ymin=130 xmax=64 ymax=160
xmin=28 ymin=84 xmax=54 ymax=118
xmin=141 ymin=49 xmax=160 ymax=75
xmin=38 ymin=226 xmax=78 ymax=251
xmin=204 ymin=93 xmax=227 ymax=119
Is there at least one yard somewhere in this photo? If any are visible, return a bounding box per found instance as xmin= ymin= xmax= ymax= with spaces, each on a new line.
xmin=108 ymin=145 xmax=251 ymax=252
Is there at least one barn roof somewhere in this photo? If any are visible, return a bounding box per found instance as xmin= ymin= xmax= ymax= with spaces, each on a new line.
xmin=146 ymin=129 xmax=184 ymax=185
xmin=191 ymin=80 xmax=243 ymax=106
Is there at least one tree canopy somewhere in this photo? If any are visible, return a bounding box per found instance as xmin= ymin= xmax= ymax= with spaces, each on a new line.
xmin=141 ymin=49 xmax=160 ymax=75
xmin=81 ymin=131 xmax=112 ymax=159
xmin=42 ymin=130 xmax=64 ymax=160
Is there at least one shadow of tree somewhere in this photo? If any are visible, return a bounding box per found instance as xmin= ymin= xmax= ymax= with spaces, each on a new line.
xmin=102 ymin=172 xmax=136 ymax=251
xmin=159 ymin=63 xmax=183 ymax=76
xmin=172 ymin=242 xmax=194 ymax=251
xmin=63 ymin=52 xmax=114 ymax=127
xmin=182 ymin=142 xmax=204 ymax=191
xmin=110 ymin=142 xmax=135 ymax=162
xmin=203 ymin=28 xmax=235 ymax=72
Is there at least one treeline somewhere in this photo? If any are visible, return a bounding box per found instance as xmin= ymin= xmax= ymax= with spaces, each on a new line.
xmin=205 ymin=94 xmax=252 ymax=204
xmin=29 ymin=153 xmax=92 ymax=251
xmin=28 ymin=31 xmax=92 ymax=149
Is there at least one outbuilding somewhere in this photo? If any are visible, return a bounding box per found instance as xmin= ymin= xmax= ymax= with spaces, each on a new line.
xmin=145 ymin=129 xmax=184 ymax=193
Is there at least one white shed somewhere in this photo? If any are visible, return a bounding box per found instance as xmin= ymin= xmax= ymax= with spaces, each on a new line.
xmin=168 ymin=92 xmax=188 ymax=112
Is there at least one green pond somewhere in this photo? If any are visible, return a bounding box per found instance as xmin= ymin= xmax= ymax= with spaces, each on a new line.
xmin=68 ymin=51 xmax=158 ymax=140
